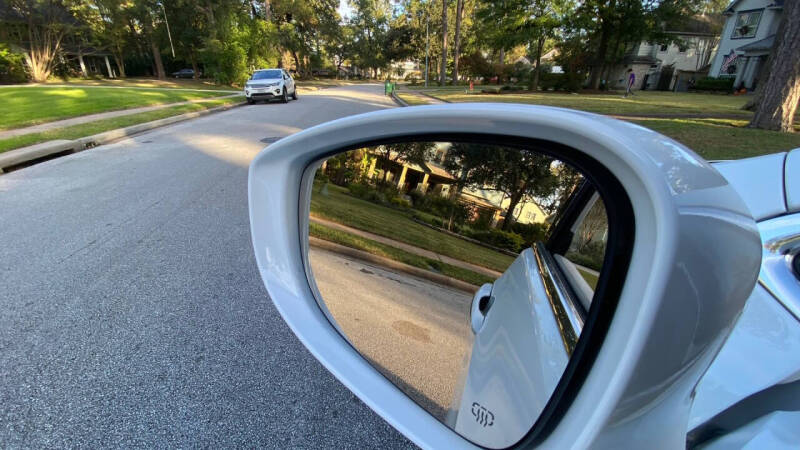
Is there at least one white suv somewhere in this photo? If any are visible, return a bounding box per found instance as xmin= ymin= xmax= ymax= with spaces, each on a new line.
xmin=244 ymin=69 xmax=297 ymax=104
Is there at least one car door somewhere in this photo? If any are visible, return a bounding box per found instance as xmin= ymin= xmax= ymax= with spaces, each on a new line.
xmin=284 ymin=70 xmax=295 ymax=94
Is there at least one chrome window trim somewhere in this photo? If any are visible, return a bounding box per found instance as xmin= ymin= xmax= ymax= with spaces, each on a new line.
xmin=533 ymin=242 xmax=585 ymax=355
xmin=758 ymin=212 xmax=800 ymax=321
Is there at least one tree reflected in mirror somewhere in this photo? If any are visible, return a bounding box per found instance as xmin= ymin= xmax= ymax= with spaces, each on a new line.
xmin=306 ymin=140 xmax=609 ymax=448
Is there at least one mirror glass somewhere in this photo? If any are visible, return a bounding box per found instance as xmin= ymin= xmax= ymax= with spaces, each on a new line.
xmin=306 ymin=140 xmax=609 ymax=448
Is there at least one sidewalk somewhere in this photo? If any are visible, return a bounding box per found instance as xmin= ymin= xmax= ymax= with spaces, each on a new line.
xmin=310 ymin=215 xmax=503 ymax=279
xmin=0 ymin=93 xmax=241 ymax=139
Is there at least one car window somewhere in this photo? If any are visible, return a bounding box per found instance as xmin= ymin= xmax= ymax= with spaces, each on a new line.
xmin=252 ymin=69 xmax=282 ymax=79
xmin=555 ymin=193 xmax=608 ymax=309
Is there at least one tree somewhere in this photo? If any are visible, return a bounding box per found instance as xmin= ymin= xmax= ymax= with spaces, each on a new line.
xmin=439 ymin=0 xmax=447 ymax=85
xmin=1 ymin=0 xmax=78 ymax=82
xmin=451 ymin=0 xmax=463 ymax=84
xmin=348 ymin=0 xmax=391 ymax=78
xmin=570 ymin=0 xmax=702 ymax=90
xmin=443 ymin=143 xmax=560 ymax=231
xmin=746 ymin=0 xmax=800 ymax=132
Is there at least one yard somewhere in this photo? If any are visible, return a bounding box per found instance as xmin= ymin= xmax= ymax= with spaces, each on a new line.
xmin=0 ymin=86 xmax=226 ymax=131
xmin=405 ymin=87 xmax=800 ymax=159
xmin=417 ymin=89 xmax=754 ymax=117
xmin=0 ymin=96 xmax=244 ymax=153
xmin=311 ymin=182 xmax=515 ymax=273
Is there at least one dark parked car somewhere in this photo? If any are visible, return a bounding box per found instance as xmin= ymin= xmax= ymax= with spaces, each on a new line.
xmin=171 ymin=69 xmax=196 ymax=79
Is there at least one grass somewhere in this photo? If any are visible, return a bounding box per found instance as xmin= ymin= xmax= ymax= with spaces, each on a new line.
xmin=424 ymin=90 xmax=755 ymax=117
xmin=0 ymin=96 xmax=244 ymax=153
xmin=629 ymin=118 xmax=800 ymax=160
xmin=311 ymin=181 xmax=515 ymax=273
xmin=310 ymin=222 xmax=494 ymax=286
xmin=577 ymin=268 xmax=599 ymax=289
xmin=417 ymin=88 xmax=800 ymax=159
xmin=37 ymin=76 xmax=239 ymax=91
xmin=1 ymin=87 xmax=228 ymax=131
xmin=395 ymin=92 xmax=432 ymax=106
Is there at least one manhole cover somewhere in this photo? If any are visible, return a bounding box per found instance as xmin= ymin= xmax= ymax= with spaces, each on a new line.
xmin=260 ymin=136 xmax=282 ymax=144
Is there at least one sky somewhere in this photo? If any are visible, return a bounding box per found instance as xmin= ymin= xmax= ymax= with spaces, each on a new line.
xmin=338 ymin=0 xmax=353 ymax=19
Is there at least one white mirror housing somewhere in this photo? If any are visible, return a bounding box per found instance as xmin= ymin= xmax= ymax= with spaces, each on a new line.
xmin=248 ymin=104 xmax=761 ymax=448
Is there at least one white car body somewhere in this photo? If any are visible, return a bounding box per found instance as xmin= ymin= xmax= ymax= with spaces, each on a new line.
xmin=244 ymin=68 xmax=296 ymax=103
xmin=247 ymin=104 xmax=799 ymax=448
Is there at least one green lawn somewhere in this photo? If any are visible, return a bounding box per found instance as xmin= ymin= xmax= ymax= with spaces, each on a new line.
xmin=0 ymin=96 xmax=244 ymax=153
xmin=577 ymin=268 xmax=599 ymax=289
xmin=0 ymin=87 xmax=226 ymax=131
xmin=311 ymin=182 xmax=515 ymax=273
xmin=630 ymin=118 xmax=800 ymax=160
xmin=417 ymin=89 xmax=800 ymax=159
xmin=38 ymin=76 xmax=240 ymax=91
xmin=425 ymin=90 xmax=754 ymax=117
xmin=310 ymin=222 xmax=493 ymax=286
xmin=395 ymin=92 xmax=431 ymax=106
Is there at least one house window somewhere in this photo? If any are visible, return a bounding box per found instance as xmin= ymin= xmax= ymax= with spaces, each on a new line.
xmin=732 ymin=10 xmax=762 ymax=39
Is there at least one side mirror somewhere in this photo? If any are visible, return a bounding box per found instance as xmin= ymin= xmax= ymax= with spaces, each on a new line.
xmin=248 ymin=105 xmax=761 ymax=448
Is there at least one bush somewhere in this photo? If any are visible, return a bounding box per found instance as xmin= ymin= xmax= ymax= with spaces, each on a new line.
xmin=465 ymin=229 xmax=525 ymax=253
xmin=411 ymin=192 xmax=470 ymax=226
xmin=538 ymin=72 xmax=583 ymax=92
xmin=691 ymin=77 xmax=734 ymax=92
xmin=201 ymin=39 xmax=249 ymax=85
xmin=347 ymin=182 xmax=370 ymax=198
xmin=510 ymin=222 xmax=549 ymax=247
xmin=390 ymin=197 xmax=411 ymax=209
xmin=0 ymin=45 xmax=27 ymax=84
xmin=566 ymin=241 xmax=606 ymax=271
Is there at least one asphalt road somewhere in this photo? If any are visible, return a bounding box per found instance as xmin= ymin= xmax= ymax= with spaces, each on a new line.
xmin=0 ymin=84 xmax=416 ymax=448
xmin=309 ymin=247 xmax=474 ymax=426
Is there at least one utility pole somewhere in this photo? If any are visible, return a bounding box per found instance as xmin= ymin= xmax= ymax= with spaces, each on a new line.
xmin=160 ymin=3 xmax=175 ymax=58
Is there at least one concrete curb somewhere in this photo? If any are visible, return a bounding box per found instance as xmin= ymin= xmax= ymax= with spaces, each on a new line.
xmin=0 ymin=140 xmax=80 ymax=173
xmin=390 ymin=91 xmax=409 ymax=107
xmin=416 ymin=90 xmax=450 ymax=103
xmin=0 ymin=101 xmax=244 ymax=173
xmin=309 ymin=236 xmax=478 ymax=293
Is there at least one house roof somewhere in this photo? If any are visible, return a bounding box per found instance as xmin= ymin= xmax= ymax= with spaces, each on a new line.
xmin=666 ymin=15 xmax=723 ymax=36
xmin=736 ymin=34 xmax=776 ymax=54
xmin=724 ymin=0 xmax=783 ymax=14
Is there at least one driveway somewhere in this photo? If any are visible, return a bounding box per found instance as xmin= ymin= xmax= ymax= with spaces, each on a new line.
xmin=0 ymin=84 xmax=415 ymax=448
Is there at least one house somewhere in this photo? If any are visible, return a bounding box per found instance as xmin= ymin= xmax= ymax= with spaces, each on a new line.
xmin=607 ymin=16 xmax=722 ymax=91
xmin=369 ymin=144 xmax=548 ymax=226
xmin=708 ymin=0 xmax=784 ymax=90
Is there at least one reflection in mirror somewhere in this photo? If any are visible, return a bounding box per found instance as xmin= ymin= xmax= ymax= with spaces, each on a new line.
xmin=306 ymin=140 xmax=609 ymax=448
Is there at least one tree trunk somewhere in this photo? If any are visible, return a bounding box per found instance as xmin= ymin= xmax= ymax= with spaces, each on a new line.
xmin=589 ymin=30 xmax=610 ymax=90
xmin=502 ymin=190 xmax=525 ymax=231
xmin=150 ymin=37 xmax=166 ymax=79
xmin=589 ymin=0 xmax=615 ymax=90
xmin=452 ymin=0 xmax=464 ymax=85
xmin=78 ymin=51 xmax=88 ymax=77
xmin=440 ymin=0 xmax=448 ymax=86
xmin=747 ymin=0 xmax=800 ymax=131
xmin=190 ymin=51 xmax=199 ymax=79
xmin=530 ymin=36 xmax=545 ymax=91
xmin=291 ymin=50 xmax=301 ymax=76
xmin=264 ymin=0 xmax=271 ymax=20
xmin=113 ymin=44 xmax=126 ymax=78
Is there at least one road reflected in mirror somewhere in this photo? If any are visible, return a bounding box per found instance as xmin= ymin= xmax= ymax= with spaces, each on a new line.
xmin=306 ymin=141 xmax=608 ymax=448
